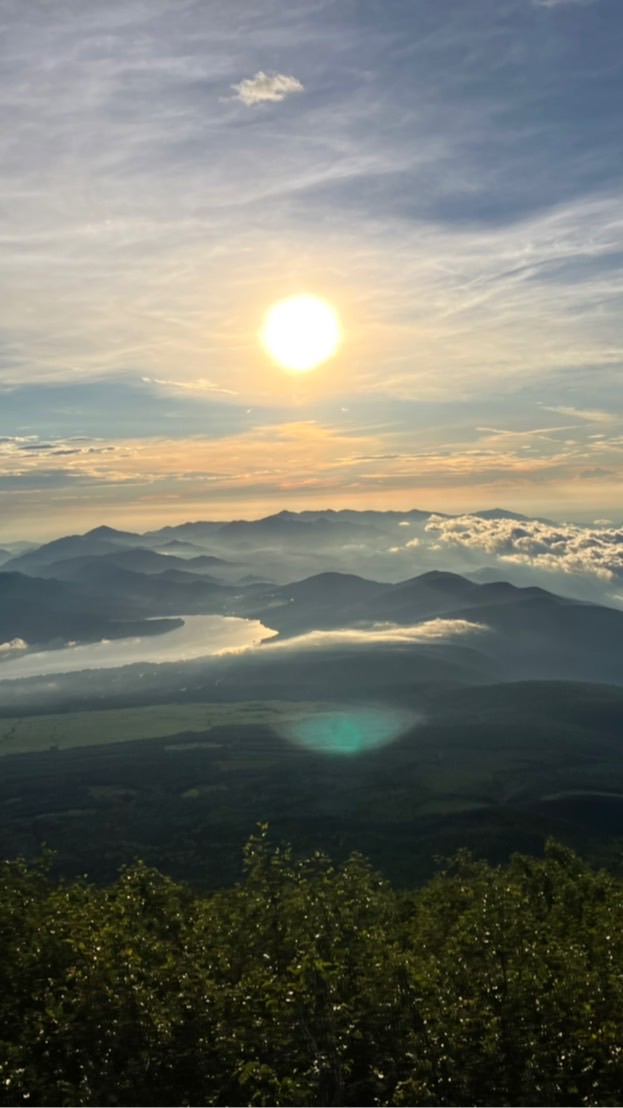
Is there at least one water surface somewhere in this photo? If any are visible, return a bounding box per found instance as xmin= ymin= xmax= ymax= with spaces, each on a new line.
xmin=0 ymin=615 xmax=275 ymax=681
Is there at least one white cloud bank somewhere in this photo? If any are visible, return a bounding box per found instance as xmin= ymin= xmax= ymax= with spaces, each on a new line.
xmin=0 ymin=639 xmax=28 ymax=654
xmin=426 ymin=515 xmax=623 ymax=581
xmin=230 ymin=71 xmax=304 ymax=106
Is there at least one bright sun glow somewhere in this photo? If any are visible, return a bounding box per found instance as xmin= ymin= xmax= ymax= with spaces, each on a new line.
xmin=261 ymin=295 xmax=342 ymax=373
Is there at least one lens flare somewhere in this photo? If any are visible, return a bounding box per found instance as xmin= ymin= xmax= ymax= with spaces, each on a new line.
xmin=281 ymin=706 xmax=417 ymax=756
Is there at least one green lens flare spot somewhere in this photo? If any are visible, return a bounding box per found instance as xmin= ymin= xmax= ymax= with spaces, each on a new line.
xmin=283 ymin=707 xmax=416 ymax=756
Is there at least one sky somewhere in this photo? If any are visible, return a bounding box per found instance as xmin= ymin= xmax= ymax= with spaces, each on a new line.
xmin=1 ymin=0 xmax=622 ymax=540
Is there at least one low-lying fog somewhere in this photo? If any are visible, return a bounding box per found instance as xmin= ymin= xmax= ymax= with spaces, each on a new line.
xmin=0 ymin=615 xmax=276 ymax=681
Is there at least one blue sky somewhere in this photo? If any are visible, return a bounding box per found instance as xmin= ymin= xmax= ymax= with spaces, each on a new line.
xmin=1 ymin=0 xmax=622 ymax=538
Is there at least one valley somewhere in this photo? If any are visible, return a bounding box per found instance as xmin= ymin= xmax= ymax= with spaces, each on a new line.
xmin=1 ymin=507 xmax=623 ymax=891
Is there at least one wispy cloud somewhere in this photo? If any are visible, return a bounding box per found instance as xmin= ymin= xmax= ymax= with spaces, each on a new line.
xmin=0 ymin=435 xmax=115 ymax=460
xmin=0 ymin=0 xmax=621 ymax=532
xmin=229 ymin=70 xmax=304 ymax=105
xmin=141 ymin=377 xmax=238 ymax=397
xmin=533 ymin=0 xmax=597 ymax=8
xmin=2 ymin=408 xmax=622 ymax=539
xmin=1 ymin=2 xmax=621 ymax=403
xmin=543 ymin=406 xmax=617 ymax=424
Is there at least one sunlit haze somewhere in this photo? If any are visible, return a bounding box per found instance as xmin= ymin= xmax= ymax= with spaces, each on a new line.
xmin=1 ymin=0 xmax=622 ymax=540
xmin=4 ymin=9 xmax=623 ymax=1102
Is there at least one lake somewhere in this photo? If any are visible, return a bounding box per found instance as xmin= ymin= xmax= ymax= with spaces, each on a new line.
xmin=0 ymin=615 xmax=276 ymax=681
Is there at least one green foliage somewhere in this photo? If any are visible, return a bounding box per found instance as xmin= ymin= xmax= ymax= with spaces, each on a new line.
xmin=1 ymin=833 xmax=623 ymax=1106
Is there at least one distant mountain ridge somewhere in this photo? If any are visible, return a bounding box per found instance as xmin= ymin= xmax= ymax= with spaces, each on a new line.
xmin=1 ymin=506 xmax=532 ymax=575
xmin=2 ymin=509 xmax=620 ymax=686
xmin=243 ymin=569 xmax=623 ymax=686
xmin=0 ymin=572 xmax=182 ymax=648
xmin=37 ymin=548 xmax=234 ymax=580
xmin=1 ymin=560 xmax=621 ymax=686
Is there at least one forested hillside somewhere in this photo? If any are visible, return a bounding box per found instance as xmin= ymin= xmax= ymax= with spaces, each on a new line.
xmin=1 ymin=830 xmax=622 ymax=1107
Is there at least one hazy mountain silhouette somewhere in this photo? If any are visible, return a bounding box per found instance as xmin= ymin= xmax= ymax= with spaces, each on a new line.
xmin=155 ymin=539 xmax=206 ymax=554
xmin=38 ymin=563 xmax=236 ymax=617
xmin=83 ymin=525 xmax=143 ymax=542
xmin=140 ymin=508 xmax=439 ymax=551
xmin=3 ymin=534 xmax=138 ymax=574
xmin=0 ymin=572 xmax=181 ymax=647
xmin=242 ymin=570 xmax=623 ymax=686
xmin=471 ymin=507 xmax=543 ymax=522
xmin=4 ymin=513 xmax=622 ymax=686
xmin=244 ymin=570 xmax=575 ymax=632
xmin=39 ymin=548 xmax=234 ymax=580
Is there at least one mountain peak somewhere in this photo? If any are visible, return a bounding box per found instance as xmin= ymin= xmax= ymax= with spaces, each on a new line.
xmin=84 ymin=525 xmax=138 ymax=540
xmin=471 ymin=508 xmax=530 ymax=522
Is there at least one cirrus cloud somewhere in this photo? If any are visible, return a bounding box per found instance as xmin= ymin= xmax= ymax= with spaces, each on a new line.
xmin=533 ymin=0 xmax=598 ymax=7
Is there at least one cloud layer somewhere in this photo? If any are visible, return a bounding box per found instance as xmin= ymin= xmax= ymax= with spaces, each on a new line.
xmin=426 ymin=515 xmax=623 ymax=581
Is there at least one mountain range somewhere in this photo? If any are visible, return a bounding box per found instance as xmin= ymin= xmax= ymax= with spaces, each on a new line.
xmin=2 ymin=507 xmax=536 ymax=576
xmin=1 ymin=508 xmax=622 ymax=892
xmin=1 ymin=507 xmax=622 ymax=688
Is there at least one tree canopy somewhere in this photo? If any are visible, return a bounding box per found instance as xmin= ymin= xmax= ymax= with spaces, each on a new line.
xmin=1 ymin=830 xmax=622 ymax=1107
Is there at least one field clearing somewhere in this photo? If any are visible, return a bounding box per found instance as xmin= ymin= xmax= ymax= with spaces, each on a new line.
xmin=0 ymin=681 xmax=623 ymax=888
xmin=0 ymin=701 xmax=333 ymax=757
xmin=0 ymin=701 xmax=418 ymax=757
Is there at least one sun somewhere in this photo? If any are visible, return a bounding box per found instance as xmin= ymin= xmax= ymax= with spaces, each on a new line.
xmin=260 ymin=295 xmax=342 ymax=373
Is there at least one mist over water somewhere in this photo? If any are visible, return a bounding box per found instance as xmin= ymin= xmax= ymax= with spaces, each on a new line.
xmin=281 ymin=706 xmax=419 ymax=756
xmin=0 ymin=615 xmax=276 ymax=681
